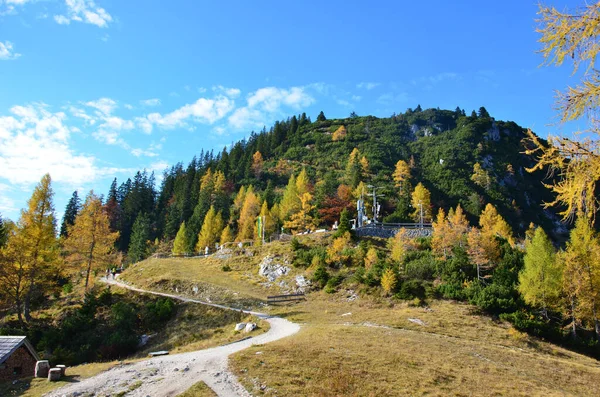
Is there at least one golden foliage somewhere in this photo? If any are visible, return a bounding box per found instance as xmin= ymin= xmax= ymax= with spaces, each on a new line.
xmin=471 ymin=163 xmax=491 ymax=190
xmin=284 ymin=192 xmax=316 ymax=233
xmin=411 ymin=182 xmax=432 ymax=223
xmin=360 ymin=156 xmax=370 ymax=174
xmin=172 ymin=221 xmax=188 ymax=255
xmin=332 ymin=125 xmax=347 ymax=141
xmin=237 ymin=186 xmax=260 ymax=241
xmin=479 ymin=203 xmax=514 ymax=246
xmin=220 ymin=225 xmax=235 ymax=245
xmin=388 ymin=228 xmax=415 ymax=264
xmin=197 ymin=206 xmax=224 ymax=250
xmin=251 ymin=151 xmax=264 ymax=179
xmin=392 ymin=160 xmax=411 ymax=189
xmin=64 ymin=191 xmax=119 ymax=290
xmin=381 ymin=268 xmax=397 ymax=295
xmin=364 ymin=247 xmax=378 ymax=270
xmin=327 ymin=232 xmax=351 ymax=265
xmin=523 ymin=3 xmax=600 ymax=222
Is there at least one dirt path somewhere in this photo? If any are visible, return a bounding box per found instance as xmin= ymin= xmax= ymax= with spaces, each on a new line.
xmin=46 ymin=277 xmax=300 ymax=397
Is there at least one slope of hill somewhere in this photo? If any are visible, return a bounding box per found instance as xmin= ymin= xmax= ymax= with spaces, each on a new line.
xmin=104 ymin=106 xmax=562 ymax=257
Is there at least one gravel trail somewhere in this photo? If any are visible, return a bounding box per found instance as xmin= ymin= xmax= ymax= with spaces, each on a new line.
xmin=46 ymin=278 xmax=300 ymax=397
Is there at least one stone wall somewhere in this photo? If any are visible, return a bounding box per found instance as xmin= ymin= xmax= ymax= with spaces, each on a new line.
xmin=355 ymin=226 xmax=432 ymax=239
xmin=0 ymin=346 xmax=37 ymax=381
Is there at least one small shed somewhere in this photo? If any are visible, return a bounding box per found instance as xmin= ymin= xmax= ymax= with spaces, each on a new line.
xmin=0 ymin=336 xmax=40 ymax=381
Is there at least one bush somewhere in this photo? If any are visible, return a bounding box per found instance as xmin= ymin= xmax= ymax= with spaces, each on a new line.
xmin=325 ymin=275 xmax=344 ymax=294
xmin=437 ymin=282 xmax=465 ymax=300
xmin=397 ymin=279 xmax=426 ymax=300
xmin=312 ymin=266 xmax=330 ymax=289
xmin=467 ymin=282 xmax=519 ymax=314
xmin=403 ymin=251 xmax=439 ymax=280
xmin=221 ymin=264 xmax=231 ymax=272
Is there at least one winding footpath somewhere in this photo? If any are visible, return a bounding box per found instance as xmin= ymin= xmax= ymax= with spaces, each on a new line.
xmin=46 ymin=277 xmax=300 ymax=397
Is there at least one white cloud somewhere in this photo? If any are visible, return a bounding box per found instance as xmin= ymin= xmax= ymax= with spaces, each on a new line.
xmin=143 ymin=95 xmax=235 ymax=129
xmin=0 ymin=183 xmax=17 ymax=215
xmin=124 ymin=104 xmax=133 ymax=110
xmin=212 ymin=85 xmax=241 ymax=98
xmin=428 ymin=72 xmax=458 ymax=84
xmin=228 ymin=86 xmax=314 ymax=130
xmin=0 ymin=103 xmax=127 ymax=186
xmin=135 ymin=117 xmax=153 ymax=134
xmin=140 ymin=98 xmax=161 ymax=107
xmin=357 ymin=82 xmax=380 ymax=90
xmin=85 ymin=97 xmax=117 ymax=116
xmin=0 ymin=41 xmax=21 ymax=60
xmin=54 ymin=0 xmax=113 ymax=28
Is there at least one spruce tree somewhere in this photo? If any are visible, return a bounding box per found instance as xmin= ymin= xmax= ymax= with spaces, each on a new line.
xmin=317 ymin=111 xmax=326 ymax=122
xmin=128 ymin=212 xmax=151 ymax=264
xmin=60 ymin=191 xmax=81 ymax=238
xmin=0 ymin=213 xmax=7 ymax=248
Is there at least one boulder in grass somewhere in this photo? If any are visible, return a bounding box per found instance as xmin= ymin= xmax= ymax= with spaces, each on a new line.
xmin=48 ymin=368 xmax=61 ymax=381
xmin=244 ymin=322 xmax=257 ymax=333
xmin=235 ymin=323 xmax=246 ymax=331
xmin=56 ymin=364 xmax=66 ymax=376
xmin=35 ymin=360 xmax=50 ymax=378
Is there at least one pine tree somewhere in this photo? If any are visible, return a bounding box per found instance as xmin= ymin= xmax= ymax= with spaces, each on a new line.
xmin=60 ymin=190 xmax=81 ymax=238
xmin=64 ymin=191 xmax=119 ymax=291
xmin=478 ymin=106 xmax=490 ymax=118
xmin=0 ymin=214 xmax=7 ymax=248
xmin=518 ymin=227 xmax=562 ymax=319
xmin=197 ymin=206 xmax=224 ymax=251
xmin=317 ymin=111 xmax=326 ymax=122
xmin=105 ymin=178 xmax=121 ymax=233
xmin=411 ymin=183 xmax=432 ymax=223
xmin=19 ymin=174 xmax=59 ymax=321
xmin=128 ymin=212 xmax=151 ymax=264
xmin=172 ymin=221 xmax=188 ymax=255
xmin=345 ymin=148 xmax=363 ymax=187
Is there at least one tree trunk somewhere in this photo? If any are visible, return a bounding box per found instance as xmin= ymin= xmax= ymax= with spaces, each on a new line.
xmin=23 ymin=289 xmax=31 ymax=322
xmin=571 ymin=297 xmax=577 ymax=340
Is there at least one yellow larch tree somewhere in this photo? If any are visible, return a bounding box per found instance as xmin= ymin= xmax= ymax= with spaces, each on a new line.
xmin=172 ymin=221 xmax=188 ymax=255
xmin=332 ymin=125 xmax=347 ymax=141
xmin=364 ymin=247 xmax=379 ymax=270
xmin=64 ymin=191 xmax=119 ymax=291
xmin=280 ymin=174 xmax=300 ymax=222
xmin=479 ymin=203 xmax=514 ymax=246
xmin=392 ymin=160 xmax=411 ymax=191
xmin=251 ymin=151 xmax=264 ymax=179
xmin=196 ymin=206 xmax=224 ymax=251
xmin=471 ymin=162 xmax=491 ymax=190
xmin=431 ymin=208 xmax=452 ymax=260
xmin=327 ymin=232 xmax=352 ymax=265
xmin=524 ymin=2 xmax=600 ymax=223
xmin=237 ymin=186 xmax=261 ymax=241
xmin=220 ymin=225 xmax=235 ymax=245
xmin=284 ymin=192 xmax=316 ymax=233
xmin=381 ymin=268 xmax=398 ymax=296
xmin=411 ymin=182 xmax=432 ymax=223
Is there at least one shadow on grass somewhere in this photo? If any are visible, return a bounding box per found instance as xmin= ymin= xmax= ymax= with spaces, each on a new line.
xmin=0 ymin=375 xmax=81 ymax=397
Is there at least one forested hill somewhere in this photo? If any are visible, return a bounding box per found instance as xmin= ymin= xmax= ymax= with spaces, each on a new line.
xmin=90 ymin=106 xmax=560 ymax=256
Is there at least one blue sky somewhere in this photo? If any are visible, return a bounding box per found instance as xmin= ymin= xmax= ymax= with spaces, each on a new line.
xmin=0 ymin=0 xmax=584 ymax=221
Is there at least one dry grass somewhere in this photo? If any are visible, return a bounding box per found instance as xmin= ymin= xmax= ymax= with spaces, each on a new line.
xmin=0 ymin=360 xmax=136 ymax=397
xmin=231 ymin=294 xmax=600 ymax=396
xmin=178 ymin=380 xmax=217 ymax=397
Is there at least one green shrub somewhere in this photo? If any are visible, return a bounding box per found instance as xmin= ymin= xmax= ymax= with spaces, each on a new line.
xmin=312 ymin=266 xmax=330 ymax=289
xmin=397 ymin=279 xmax=426 ymax=300
xmin=467 ymin=282 xmax=519 ymax=314
xmin=221 ymin=264 xmax=231 ymax=272
xmin=325 ymin=275 xmax=344 ymax=294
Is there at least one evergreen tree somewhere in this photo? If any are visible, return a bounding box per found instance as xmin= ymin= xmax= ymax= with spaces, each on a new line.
xmin=128 ymin=212 xmax=151 ymax=264
xmin=336 ymin=208 xmax=351 ymax=236
xmin=518 ymin=227 xmax=561 ymax=319
xmin=317 ymin=111 xmax=326 ymax=122
xmin=172 ymin=221 xmax=188 ymax=255
xmin=105 ymin=178 xmax=121 ymax=233
xmin=64 ymin=191 xmax=119 ymax=291
xmin=478 ymin=106 xmax=490 ymax=118
xmin=60 ymin=190 xmax=81 ymax=238
xmin=0 ymin=213 xmax=7 ymax=248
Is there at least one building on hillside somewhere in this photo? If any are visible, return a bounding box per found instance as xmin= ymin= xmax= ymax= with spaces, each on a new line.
xmin=0 ymin=336 xmax=40 ymax=381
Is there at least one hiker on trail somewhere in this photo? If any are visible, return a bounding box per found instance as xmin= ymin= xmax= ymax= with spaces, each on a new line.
xmin=204 ymin=246 xmax=209 ymax=256
xmin=111 ymin=268 xmax=116 ymax=279
xmin=106 ymin=268 xmax=110 ymax=279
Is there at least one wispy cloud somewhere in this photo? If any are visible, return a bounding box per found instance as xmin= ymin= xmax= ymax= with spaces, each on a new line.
xmin=0 ymin=41 xmax=21 ymax=60
xmin=140 ymin=98 xmax=161 ymax=107
xmin=357 ymin=82 xmax=380 ymax=90
xmin=54 ymin=0 xmax=113 ymax=28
